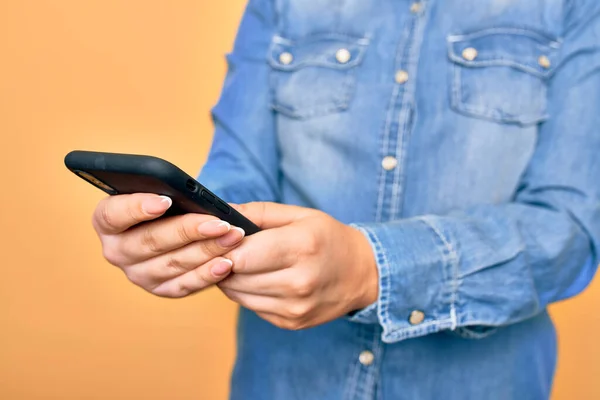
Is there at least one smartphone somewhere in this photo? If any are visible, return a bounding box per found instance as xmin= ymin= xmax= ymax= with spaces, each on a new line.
xmin=64 ymin=150 xmax=260 ymax=235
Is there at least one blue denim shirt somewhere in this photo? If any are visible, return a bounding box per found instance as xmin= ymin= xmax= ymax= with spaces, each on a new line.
xmin=198 ymin=1 xmax=600 ymax=399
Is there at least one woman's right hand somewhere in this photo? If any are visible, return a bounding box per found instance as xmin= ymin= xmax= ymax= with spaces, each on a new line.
xmin=92 ymin=193 xmax=245 ymax=298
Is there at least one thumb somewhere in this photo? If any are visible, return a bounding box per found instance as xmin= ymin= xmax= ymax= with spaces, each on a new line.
xmin=232 ymin=201 xmax=312 ymax=229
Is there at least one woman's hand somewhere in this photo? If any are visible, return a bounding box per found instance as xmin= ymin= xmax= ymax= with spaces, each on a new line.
xmin=218 ymin=202 xmax=378 ymax=330
xmin=92 ymin=193 xmax=246 ymax=297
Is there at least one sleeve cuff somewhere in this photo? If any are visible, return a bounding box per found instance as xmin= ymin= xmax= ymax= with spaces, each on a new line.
xmin=348 ymin=218 xmax=460 ymax=343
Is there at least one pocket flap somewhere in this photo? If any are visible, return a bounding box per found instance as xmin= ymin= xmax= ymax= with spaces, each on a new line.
xmin=268 ymin=34 xmax=369 ymax=71
xmin=447 ymin=28 xmax=561 ymax=78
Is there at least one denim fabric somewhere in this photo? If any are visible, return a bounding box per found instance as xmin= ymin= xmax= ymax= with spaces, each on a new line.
xmin=198 ymin=0 xmax=600 ymax=398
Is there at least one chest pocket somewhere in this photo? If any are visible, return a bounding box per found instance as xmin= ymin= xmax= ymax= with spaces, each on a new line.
xmin=447 ymin=28 xmax=561 ymax=126
xmin=268 ymin=34 xmax=369 ymax=119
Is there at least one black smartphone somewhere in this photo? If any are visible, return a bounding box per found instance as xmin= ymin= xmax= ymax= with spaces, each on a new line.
xmin=64 ymin=150 xmax=260 ymax=235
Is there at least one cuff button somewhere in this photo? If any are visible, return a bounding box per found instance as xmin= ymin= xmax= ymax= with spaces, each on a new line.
xmin=408 ymin=310 xmax=425 ymax=325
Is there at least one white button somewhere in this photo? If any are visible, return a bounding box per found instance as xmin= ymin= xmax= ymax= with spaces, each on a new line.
xmin=279 ymin=52 xmax=293 ymax=65
xmin=410 ymin=2 xmax=422 ymax=13
xmin=538 ymin=55 xmax=551 ymax=69
xmin=359 ymin=350 xmax=374 ymax=366
xmin=395 ymin=70 xmax=409 ymax=84
xmin=335 ymin=48 xmax=351 ymax=64
xmin=462 ymin=47 xmax=478 ymax=61
xmin=381 ymin=156 xmax=398 ymax=171
xmin=409 ymin=310 xmax=425 ymax=325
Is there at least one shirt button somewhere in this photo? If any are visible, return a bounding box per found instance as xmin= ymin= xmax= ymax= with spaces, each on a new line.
xmin=410 ymin=2 xmax=423 ymax=13
xmin=395 ymin=70 xmax=409 ymax=84
xmin=538 ymin=55 xmax=551 ymax=69
xmin=409 ymin=310 xmax=425 ymax=325
xmin=279 ymin=52 xmax=293 ymax=65
xmin=359 ymin=350 xmax=374 ymax=366
xmin=462 ymin=47 xmax=478 ymax=61
xmin=381 ymin=156 xmax=398 ymax=171
xmin=335 ymin=48 xmax=352 ymax=64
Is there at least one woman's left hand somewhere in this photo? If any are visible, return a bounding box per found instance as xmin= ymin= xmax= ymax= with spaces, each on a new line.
xmin=218 ymin=202 xmax=378 ymax=330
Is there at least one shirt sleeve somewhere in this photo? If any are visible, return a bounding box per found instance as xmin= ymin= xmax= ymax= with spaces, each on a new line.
xmin=349 ymin=3 xmax=600 ymax=343
xmin=197 ymin=0 xmax=279 ymax=205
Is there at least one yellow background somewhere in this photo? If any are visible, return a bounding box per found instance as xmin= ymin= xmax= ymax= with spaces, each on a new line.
xmin=0 ymin=1 xmax=598 ymax=399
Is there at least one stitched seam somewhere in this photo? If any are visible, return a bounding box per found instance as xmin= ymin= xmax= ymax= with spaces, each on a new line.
xmin=390 ymin=3 xmax=429 ymax=220
xmin=447 ymin=55 xmax=553 ymax=78
xmin=361 ymin=226 xmax=393 ymax=331
xmin=267 ymin=34 xmax=366 ymax=119
xmin=270 ymin=102 xmax=349 ymax=119
xmin=451 ymin=62 xmax=462 ymax=111
xmin=342 ymin=350 xmax=361 ymax=400
xmin=419 ymin=217 xmax=460 ymax=330
xmin=375 ymin=83 xmax=401 ymax=223
xmin=272 ymin=33 xmax=371 ymax=46
xmin=364 ymin=328 xmax=381 ymax=400
xmin=447 ymin=47 xmax=550 ymax=125
xmin=447 ymin=27 xmax=561 ymax=45
xmin=268 ymin=50 xmax=368 ymax=71
xmin=384 ymin=317 xmax=455 ymax=342
xmin=454 ymin=102 xmax=549 ymax=126
xmin=389 ymin=16 xmax=417 ymax=221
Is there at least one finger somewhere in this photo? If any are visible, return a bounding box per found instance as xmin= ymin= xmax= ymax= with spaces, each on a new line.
xmin=235 ymin=202 xmax=313 ymax=229
xmin=221 ymin=289 xmax=312 ymax=326
xmin=225 ymin=225 xmax=302 ymax=274
xmin=220 ymin=288 xmax=281 ymax=315
xmin=93 ymin=193 xmax=172 ymax=235
xmin=117 ymin=213 xmax=232 ymax=264
xmin=150 ymin=257 xmax=234 ymax=298
xmin=255 ymin=312 xmax=306 ymax=331
xmin=124 ymin=227 xmax=246 ymax=283
xmin=217 ymin=269 xmax=290 ymax=297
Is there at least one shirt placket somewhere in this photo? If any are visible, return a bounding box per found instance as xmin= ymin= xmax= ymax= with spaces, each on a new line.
xmin=343 ymin=324 xmax=384 ymax=400
xmin=375 ymin=0 xmax=428 ymax=223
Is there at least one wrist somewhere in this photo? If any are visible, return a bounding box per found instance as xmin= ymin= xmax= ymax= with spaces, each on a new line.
xmin=349 ymin=226 xmax=379 ymax=311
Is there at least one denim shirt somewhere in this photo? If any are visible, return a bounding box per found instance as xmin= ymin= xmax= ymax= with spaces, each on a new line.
xmin=198 ymin=1 xmax=600 ymax=399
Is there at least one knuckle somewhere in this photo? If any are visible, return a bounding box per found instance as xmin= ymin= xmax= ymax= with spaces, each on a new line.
xmin=193 ymin=266 xmax=212 ymax=286
xmin=99 ymin=202 xmax=116 ymax=230
xmin=286 ymin=302 xmax=311 ymax=320
xmin=141 ymin=226 xmax=162 ymax=253
xmin=176 ymin=219 xmax=194 ymax=244
xmin=301 ymin=232 xmax=320 ymax=257
xmin=199 ymin=240 xmax=222 ymax=258
xmin=126 ymin=202 xmax=142 ymax=224
xmin=124 ymin=268 xmax=146 ymax=287
xmin=175 ymin=281 xmax=192 ymax=297
xmin=102 ymin=244 xmax=123 ymax=266
xmin=165 ymin=255 xmax=185 ymax=273
xmin=291 ymin=274 xmax=316 ymax=297
xmin=277 ymin=318 xmax=304 ymax=331
xmin=153 ymin=288 xmax=183 ymax=299
xmin=227 ymin=250 xmax=244 ymax=272
xmin=151 ymin=282 xmax=190 ymax=299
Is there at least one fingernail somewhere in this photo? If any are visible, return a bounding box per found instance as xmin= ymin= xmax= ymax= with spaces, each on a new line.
xmin=142 ymin=196 xmax=172 ymax=215
xmin=211 ymin=259 xmax=233 ymax=276
xmin=198 ymin=220 xmax=231 ymax=235
xmin=216 ymin=227 xmax=245 ymax=247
